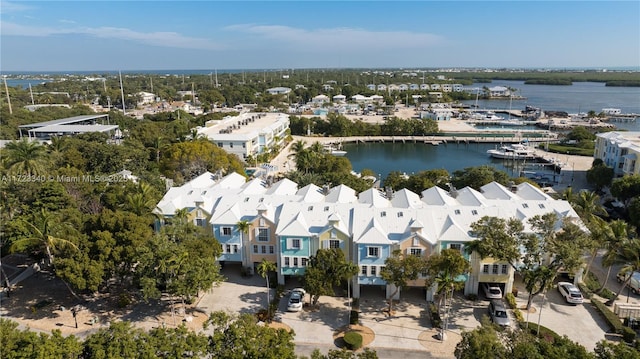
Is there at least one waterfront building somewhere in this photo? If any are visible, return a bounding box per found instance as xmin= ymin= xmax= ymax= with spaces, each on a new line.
xmin=155 ymin=172 xmax=582 ymax=301
xmin=136 ymin=91 xmax=156 ymax=105
xmin=18 ymin=114 xmax=120 ymax=141
xmin=594 ymin=131 xmax=640 ymax=176
xmin=196 ymin=112 xmax=289 ymax=161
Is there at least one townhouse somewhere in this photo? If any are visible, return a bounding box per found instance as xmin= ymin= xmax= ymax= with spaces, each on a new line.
xmin=155 ymin=172 xmax=582 ymax=301
xmin=594 ymin=131 xmax=640 ymax=176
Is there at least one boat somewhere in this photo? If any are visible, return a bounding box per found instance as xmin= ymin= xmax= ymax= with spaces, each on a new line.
xmin=324 ymin=143 xmax=347 ymax=156
xmin=487 ymin=143 xmax=536 ymax=160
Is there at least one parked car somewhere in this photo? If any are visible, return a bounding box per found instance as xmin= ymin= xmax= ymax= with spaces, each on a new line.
xmin=557 ymin=281 xmax=584 ymax=304
xmin=488 ymin=299 xmax=510 ymax=327
xmin=482 ymin=283 xmax=503 ymax=299
xmin=617 ymin=271 xmax=640 ymax=294
xmin=287 ymin=288 xmax=306 ymax=312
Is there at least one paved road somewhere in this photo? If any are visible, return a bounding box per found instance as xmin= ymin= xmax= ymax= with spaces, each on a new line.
xmin=295 ymin=343 xmax=441 ymax=359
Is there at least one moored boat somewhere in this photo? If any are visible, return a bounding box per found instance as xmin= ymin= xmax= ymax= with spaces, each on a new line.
xmin=487 ymin=143 xmax=536 ymax=160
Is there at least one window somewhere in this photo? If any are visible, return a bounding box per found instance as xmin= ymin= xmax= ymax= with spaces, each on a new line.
xmin=324 ymin=206 xmax=330 ymax=212
xmin=330 ymin=230 xmax=337 ymax=239
xmin=471 ymin=210 xmax=478 ymax=215
xmin=501 ymin=264 xmax=508 ymax=274
xmin=413 ymin=238 xmax=420 ymax=246
xmin=482 ymin=264 xmax=490 ymax=274
xmin=284 ymin=257 xmax=290 ymax=266
xmin=329 ymin=240 xmax=340 ymax=249
xmin=522 ymin=203 xmax=529 ymax=208
xmin=225 ymin=244 xmax=231 ymax=253
xmin=195 ymin=218 xmax=206 ymax=227
xmin=308 ymin=206 xmax=313 ymax=211
xmin=293 ymin=257 xmax=299 ymax=266
xmin=253 ymin=245 xmax=258 ymax=253
xmin=361 ymin=266 xmax=368 ymax=276
xmin=538 ymin=204 xmax=546 ymax=209
xmin=370 ymin=266 xmax=377 ymax=276
xmin=492 ymin=264 xmax=499 ymax=274
xmin=222 ymin=227 xmax=232 ymax=236
xmin=217 ymin=142 xmax=223 ymax=147
xmin=450 ymin=243 xmax=462 ymax=252
xmin=454 ymin=209 xmax=461 ymax=215
xmin=410 ymin=248 xmax=422 ymax=257
xmin=261 ymin=245 xmax=267 ymax=254
xmin=380 ymin=211 xmax=387 ymax=217
xmin=301 ymin=258 xmax=308 ymax=267
xmin=397 ymin=212 xmax=403 ymax=218
xmin=258 ymin=228 xmax=269 ymax=242
xmin=269 ymin=246 xmax=274 ymax=254
xmin=289 ymin=238 xmax=301 ymax=249
xmin=259 ymin=218 xmax=265 ymax=226
xmin=242 ymin=143 xmax=246 ymax=148
xmin=229 ymin=142 xmax=233 ymax=148
xmin=368 ymin=246 xmax=380 ymax=257
xmin=233 ymin=245 xmax=238 ymax=253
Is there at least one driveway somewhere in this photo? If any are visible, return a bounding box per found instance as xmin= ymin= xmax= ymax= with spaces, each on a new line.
xmin=513 ymin=280 xmax=610 ymax=351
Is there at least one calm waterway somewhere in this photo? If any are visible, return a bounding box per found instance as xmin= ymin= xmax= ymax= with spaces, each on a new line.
xmin=344 ymin=142 xmax=562 ymax=182
xmin=347 ymin=80 xmax=640 ymax=179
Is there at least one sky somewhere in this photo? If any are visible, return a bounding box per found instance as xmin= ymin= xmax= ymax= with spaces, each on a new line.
xmin=1 ymin=1 xmax=639 ymax=72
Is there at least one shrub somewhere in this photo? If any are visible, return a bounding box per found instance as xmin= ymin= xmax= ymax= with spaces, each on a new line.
xmin=505 ymin=293 xmax=517 ymax=309
xmin=522 ymin=322 xmax=561 ymax=343
xmin=577 ymin=282 xmax=593 ymax=299
xmin=428 ymin=302 xmax=442 ymax=329
xmin=622 ymin=326 xmax=637 ymax=343
xmin=117 ymin=293 xmax=132 ymax=308
xmin=591 ymin=299 xmax=624 ymax=333
xmin=350 ymin=310 xmax=359 ymax=325
xmin=513 ymin=308 xmax=524 ymax=323
xmin=343 ymin=331 xmax=363 ymax=350
xmin=466 ymin=293 xmax=478 ymax=301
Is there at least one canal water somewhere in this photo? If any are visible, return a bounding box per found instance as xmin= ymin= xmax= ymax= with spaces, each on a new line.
xmin=344 ymin=141 xmax=562 ymax=182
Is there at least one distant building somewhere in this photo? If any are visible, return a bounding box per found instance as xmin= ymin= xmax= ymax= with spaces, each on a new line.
xmin=594 ymin=131 xmax=640 ymax=176
xmin=266 ymin=87 xmax=292 ymax=95
xmin=18 ymin=114 xmax=119 ymax=141
xmin=196 ymin=112 xmax=290 ymax=161
xmin=136 ymin=91 xmax=156 ymax=105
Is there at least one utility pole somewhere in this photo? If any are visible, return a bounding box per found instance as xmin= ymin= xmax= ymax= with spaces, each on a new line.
xmin=3 ymin=76 xmax=12 ymax=114
xmin=119 ymin=70 xmax=126 ymax=115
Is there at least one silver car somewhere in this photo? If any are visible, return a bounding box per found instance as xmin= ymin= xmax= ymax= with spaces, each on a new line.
xmin=557 ymin=281 xmax=584 ymax=304
xmin=287 ymin=288 xmax=306 ymax=312
xmin=488 ymin=299 xmax=510 ymax=327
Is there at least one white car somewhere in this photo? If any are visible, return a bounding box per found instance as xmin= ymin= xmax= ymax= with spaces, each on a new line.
xmin=287 ymin=288 xmax=306 ymax=312
xmin=557 ymin=282 xmax=583 ymax=304
xmin=482 ymin=283 xmax=503 ymax=299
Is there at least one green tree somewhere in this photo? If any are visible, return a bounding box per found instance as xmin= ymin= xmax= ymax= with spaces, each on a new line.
xmin=469 ymin=214 xmax=588 ymax=310
xmin=605 ymin=237 xmax=640 ymax=305
xmin=593 ymin=339 xmax=640 ymax=359
xmin=454 ymin=318 xmax=508 ymax=359
xmin=611 ymin=174 xmax=640 ymax=206
xmin=10 ymin=209 xmax=78 ymax=267
xmin=586 ymin=164 xmax=614 ymax=190
xmin=257 ymin=258 xmax=277 ymax=314
xmin=451 ymin=165 xmax=510 ymax=190
xmin=160 ymin=140 xmax=245 ymax=184
xmin=204 ymin=312 xmax=296 ymax=359
xmin=303 ymin=248 xmax=358 ymax=306
xmin=380 ymin=249 xmax=426 ymax=313
xmin=2 ymin=139 xmax=48 ymax=176
xmin=424 ymin=249 xmax=470 ymax=317
xmin=82 ymin=321 xmax=157 ymax=358
xmin=599 ymin=220 xmax=633 ymax=292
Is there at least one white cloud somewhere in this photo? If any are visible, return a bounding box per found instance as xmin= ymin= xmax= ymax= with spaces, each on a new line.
xmin=0 ymin=21 xmax=225 ymax=50
xmin=0 ymin=1 xmax=33 ymax=14
xmin=225 ymin=24 xmax=444 ymax=50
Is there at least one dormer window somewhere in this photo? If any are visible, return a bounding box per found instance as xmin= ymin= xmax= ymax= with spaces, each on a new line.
xmin=454 ymin=209 xmax=461 ymax=215
xmin=522 ymin=203 xmax=529 ymax=208
xmin=308 ymin=206 xmax=313 ymax=211
xmin=381 ymin=211 xmax=387 ymax=217
xmin=397 ymin=212 xmax=403 ymax=218
xmin=244 ymin=197 xmax=249 ymax=202
xmin=538 ymin=204 xmax=545 ymax=209
xmin=471 ymin=210 xmax=478 ymax=215
xmin=324 ymin=206 xmax=329 ymax=212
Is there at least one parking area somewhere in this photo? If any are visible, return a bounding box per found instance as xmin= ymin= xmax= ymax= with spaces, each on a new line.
xmin=513 ymin=280 xmax=610 ymax=352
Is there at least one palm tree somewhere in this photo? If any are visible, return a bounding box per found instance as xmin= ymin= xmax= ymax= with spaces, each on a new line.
xmin=605 ymin=238 xmax=640 ymax=305
xmin=257 ymin=259 xmax=277 ymax=314
xmin=288 ymin=140 xmax=306 ymax=160
xmin=573 ymin=190 xmax=607 ymax=225
xmin=236 ymin=220 xmax=250 ymax=269
xmin=10 ymin=209 xmax=78 ymax=268
xmin=3 ymin=139 xmax=47 ymax=176
xmin=600 ymin=220 xmax=633 ymax=293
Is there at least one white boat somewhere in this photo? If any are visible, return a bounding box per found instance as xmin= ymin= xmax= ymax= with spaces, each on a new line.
xmin=487 ymin=143 xmax=536 ymax=160
xmin=325 ymin=143 xmax=347 ymax=156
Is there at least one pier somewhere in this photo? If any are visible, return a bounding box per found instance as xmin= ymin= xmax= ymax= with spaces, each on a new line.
xmin=301 ymin=133 xmax=554 ymax=147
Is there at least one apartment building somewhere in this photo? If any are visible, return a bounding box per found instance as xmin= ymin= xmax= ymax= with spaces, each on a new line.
xmin=594 ymin=131 xmax=640 ymax=176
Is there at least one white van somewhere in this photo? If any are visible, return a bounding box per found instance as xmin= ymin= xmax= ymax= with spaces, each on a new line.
xmin=616 ymin=271 xmax=640 ymax=294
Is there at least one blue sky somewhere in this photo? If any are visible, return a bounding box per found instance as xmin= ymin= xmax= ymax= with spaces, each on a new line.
xmin=1 ymin=1 xmax=638 ymax=71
